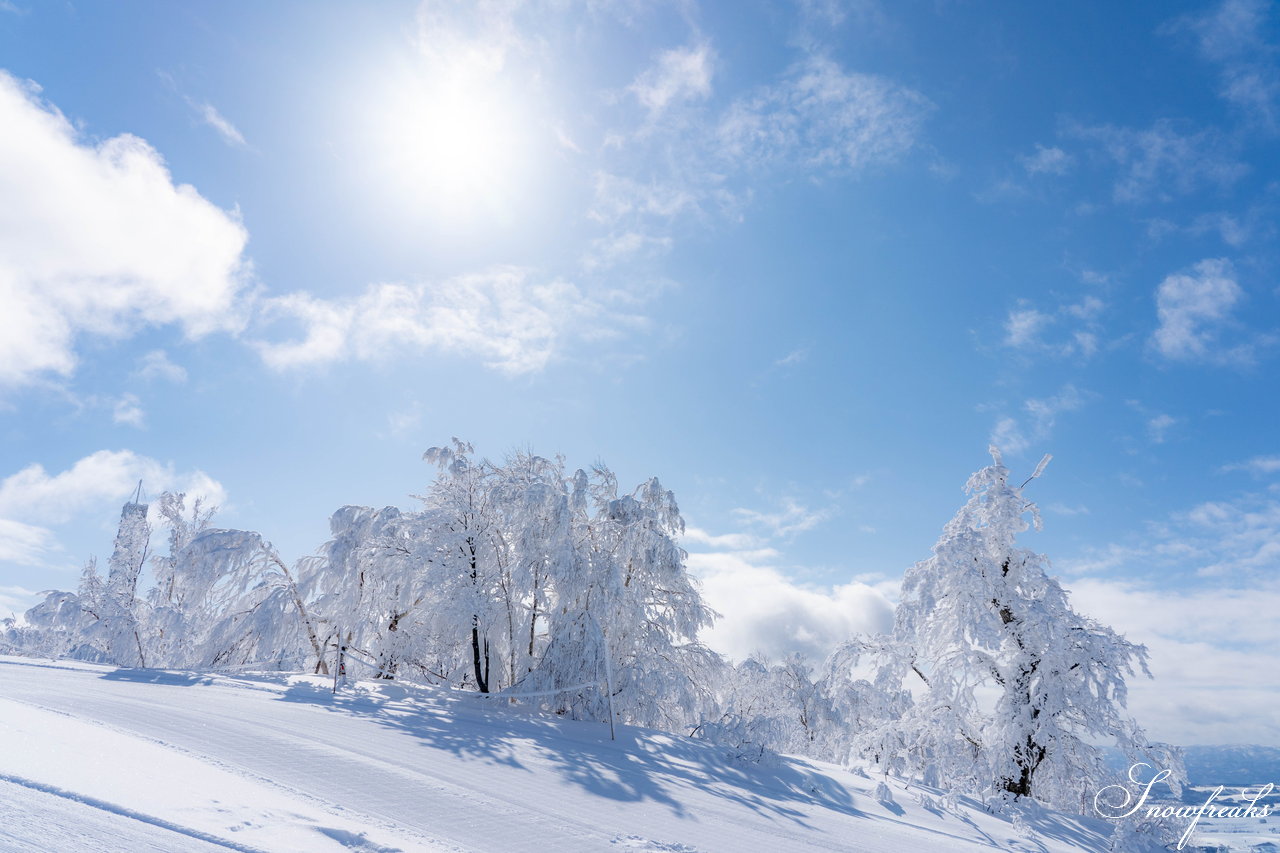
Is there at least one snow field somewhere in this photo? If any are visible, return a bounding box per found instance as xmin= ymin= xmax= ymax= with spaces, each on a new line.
xmin=0 ymin=656 xmax=1120 ymax=852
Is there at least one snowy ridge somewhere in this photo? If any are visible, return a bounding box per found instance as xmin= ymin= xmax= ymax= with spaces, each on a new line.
xmin=1183 ymin=746 xmax=1280 ymax=788
xmin=0 ymin=655 xmax=1126 ymax=853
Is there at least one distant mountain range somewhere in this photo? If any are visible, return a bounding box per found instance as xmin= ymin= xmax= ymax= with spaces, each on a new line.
xmin=1107 ymin=746 xmax=1280 ymax=787
xmin=1183 ymin=745 xmax=1280 ymax=787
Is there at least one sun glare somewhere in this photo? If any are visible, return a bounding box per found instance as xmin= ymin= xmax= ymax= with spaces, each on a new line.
xmin=367 ymin=60 xmax=534 ymax=226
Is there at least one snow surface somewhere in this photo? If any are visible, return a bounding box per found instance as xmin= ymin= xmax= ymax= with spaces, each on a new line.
xmin=0 ymin=655 xmax=1128 ymax=852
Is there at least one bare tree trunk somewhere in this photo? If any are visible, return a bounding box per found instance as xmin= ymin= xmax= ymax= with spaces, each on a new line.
xmin=528 ymin=575 xmax=539 ymax=659
xmin=133 ymin=627 xmax=147 ymax=668
xmin=265 ymin=548 xmax=329 ymax=676
xmin=466 ymin=537 xmax=490 ymax=692
xmin=471 ymin=619 xmax=489 ymax=693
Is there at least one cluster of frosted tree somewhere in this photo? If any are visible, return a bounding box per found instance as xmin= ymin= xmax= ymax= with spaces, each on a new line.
xmin=3 ymin=442 xmax=719 ymax=729
xmin=8 ymin=490 xmax=321 ymax=672
xmin=303 ymin=441 xmax=721 ymax=728
xmin=3 ymin=443 xmax=1178 ymax=820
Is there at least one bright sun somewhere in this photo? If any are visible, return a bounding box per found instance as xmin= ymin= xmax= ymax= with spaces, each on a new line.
xmin=367 ymin=58 xmax=534 ymax=225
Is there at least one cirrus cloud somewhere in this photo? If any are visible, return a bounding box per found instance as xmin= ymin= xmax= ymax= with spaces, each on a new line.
xmin=253 ymin=267 xmax=651 ymax=376
xmin=1150 ymin=258 xmax=1264 ymax=365
xmin=717 ymin=55 xmax=931 ymax=174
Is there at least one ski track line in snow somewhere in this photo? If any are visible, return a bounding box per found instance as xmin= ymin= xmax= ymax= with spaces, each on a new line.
xmin=2 ymin=694 xmax=461 ymax=853
xmin=6 ymin=667 xmax=840 ymax=852
xmin=9 ymin=667 xmax=959 ymax=853
xmin=0 ymin=772 xmax=271 ymax=853
xmin=168 ymin=693 xmax=889 ymax=853
xmin=2 ymin=692 xmax=470 ymax=853
xmin=2 ymin=674 xmax=619 ymax=852
xmin=17 ymin=665 xmax=834 ymax=851
xmin=0 ymin=660 xmax=1102 ymax=853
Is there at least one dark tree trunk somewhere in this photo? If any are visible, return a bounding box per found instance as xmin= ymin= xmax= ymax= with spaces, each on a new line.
xmin=466 ymin=536 xmax=490 ymax=693
xmin=995 ymin=558 xmax=1046 ymax=799
xmin=471 ymin=619 xmax=489 ymax=693
xmin=379 ymin=612 xmax=402 ymax=679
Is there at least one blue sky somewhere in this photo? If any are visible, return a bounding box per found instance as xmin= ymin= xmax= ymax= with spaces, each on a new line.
xmin=2 ymin=0 xmax=1278 ymax=745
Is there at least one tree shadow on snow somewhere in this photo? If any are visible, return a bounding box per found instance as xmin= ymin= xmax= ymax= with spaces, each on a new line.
xmin=273 ymin=678 xmax=865 ymax=830
xmin=942 ymin=793 xmax=1110 ymax=853
xmin=100 ymin=668 xmax=214 ymax=687
xmin=276 ymin=678 xmax=531 ymax=773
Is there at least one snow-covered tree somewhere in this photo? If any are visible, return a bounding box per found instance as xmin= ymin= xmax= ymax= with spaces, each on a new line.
xmin=522 ymin=467 xmax=720 ymax=730
xmin=301 ymin=504 xmax=427 ymax=680
xmin=695 ymin=654 xmax=840 ymax=762
xmin=72 ymin=492 xmax=154 ymax=666
xmin=150 ymin=490 xmax=217 ymax=610
xmin=158 ymin=528 xmax=322 ymax=671
xmin=416 ymin=439 xmax=511 ymax=693
xmin=6 ymin=443 xmax=721 ymax=734
xmin=831 ymin=449 xmax=1182 ymax=812
xmin=290 ymin=440 xmax=720 ymax=721
xmin=2 ymin=581 xmax=98 ymax=661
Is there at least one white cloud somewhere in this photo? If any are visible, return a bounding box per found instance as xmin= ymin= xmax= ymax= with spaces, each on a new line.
xmin=990 ymin=417 xmax=1029 ymax=455
xmin=254 ymin=292 xmax=352 ymax=370
xmin=1180 ymin=0 xmax=1270 ymax=61
xmin=1069 ymin=120 xmax=1248 ymax=204
xmin=588 ymin=172 xmax=704 ymax=226
xmin=687 ymin=546 xmax=894 ymax=663
xmin=1151 ymin=258 xmax=1255 ymax=364
xmin=1021 ymin=143 xmax=1073 ymax=176
xmin=990 ymin=384 xmax=1085 ymax=455
xmin=385 ymin=402 xmax=424 ymax=439
xmin=112 ymin=393 xmax=146 ymax=428
xmin=412 ymin=0 xmax=526 ymax=77
xmin=1147 ymin=413 xmax=1178 ymax=444
xmin=794 ymin=0 xmax=884 ymax=32
xmin=0 ymin=584 xmax=39 ymax=620
xmin=682 ymin=527 xmax=763 ymax=551
xmin=775 ymin=347 xmax=809 ymax=367
xmin=581 ymin=231 xmax=674 ymax=272
xmin=0 ymin=451 xmax=227 ymax=587
xmin=1171 ymin=0 xmax=1280 ymax=126
xmin=135 ymin=349 xmax=188 ymax=384
xmin=1068 ymin=489 xmax=1280 ymax=583
xmin=630 ymin=43 xmax=714 ymax=115
xmin=1003 ymin=296 xmax=1105 ymax=359
xmin=1068 ymin=577 xmax=1280 ymax=745
xmin=187 ymin=98 xmax=247 ymax=148
xmin=1004 ymin=307 xmax=1052 ymax=347
xmin=255 ymin=267 xmax=646 ymax=376
xmin=1193 ymin=211 xmax=1252 ymax=247
xmin=1056 ymin=482 xmax=1280 ymax=743
xmin=0 ymin=450 xmax=226 ymax=527
xmin=0 ymin=72 xmax=250 ymax=388
xmin=1025 ymin=384 xmax=1084 ymax=428
xmin=1071 ymin=331 xmax=1099 ymax=358
xmin=1180 ymin=496 xmax=1280 ymax=577
xmin=1220 ymin=455 xmax=1280 ymax=476
xmin=733 ymin=496 xmax=834 ymax=538
xmin=0 ymin=520 xmax=55 ymax=566
xmin=1064 ymin=294 xmax=1105 ymax=320
xmin=717 ymin=55 xmax=930 ymax=174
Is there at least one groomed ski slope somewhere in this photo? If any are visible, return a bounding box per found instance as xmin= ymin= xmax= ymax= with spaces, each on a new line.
xmin=0 ymin=655 xmax=1125 ymax=853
